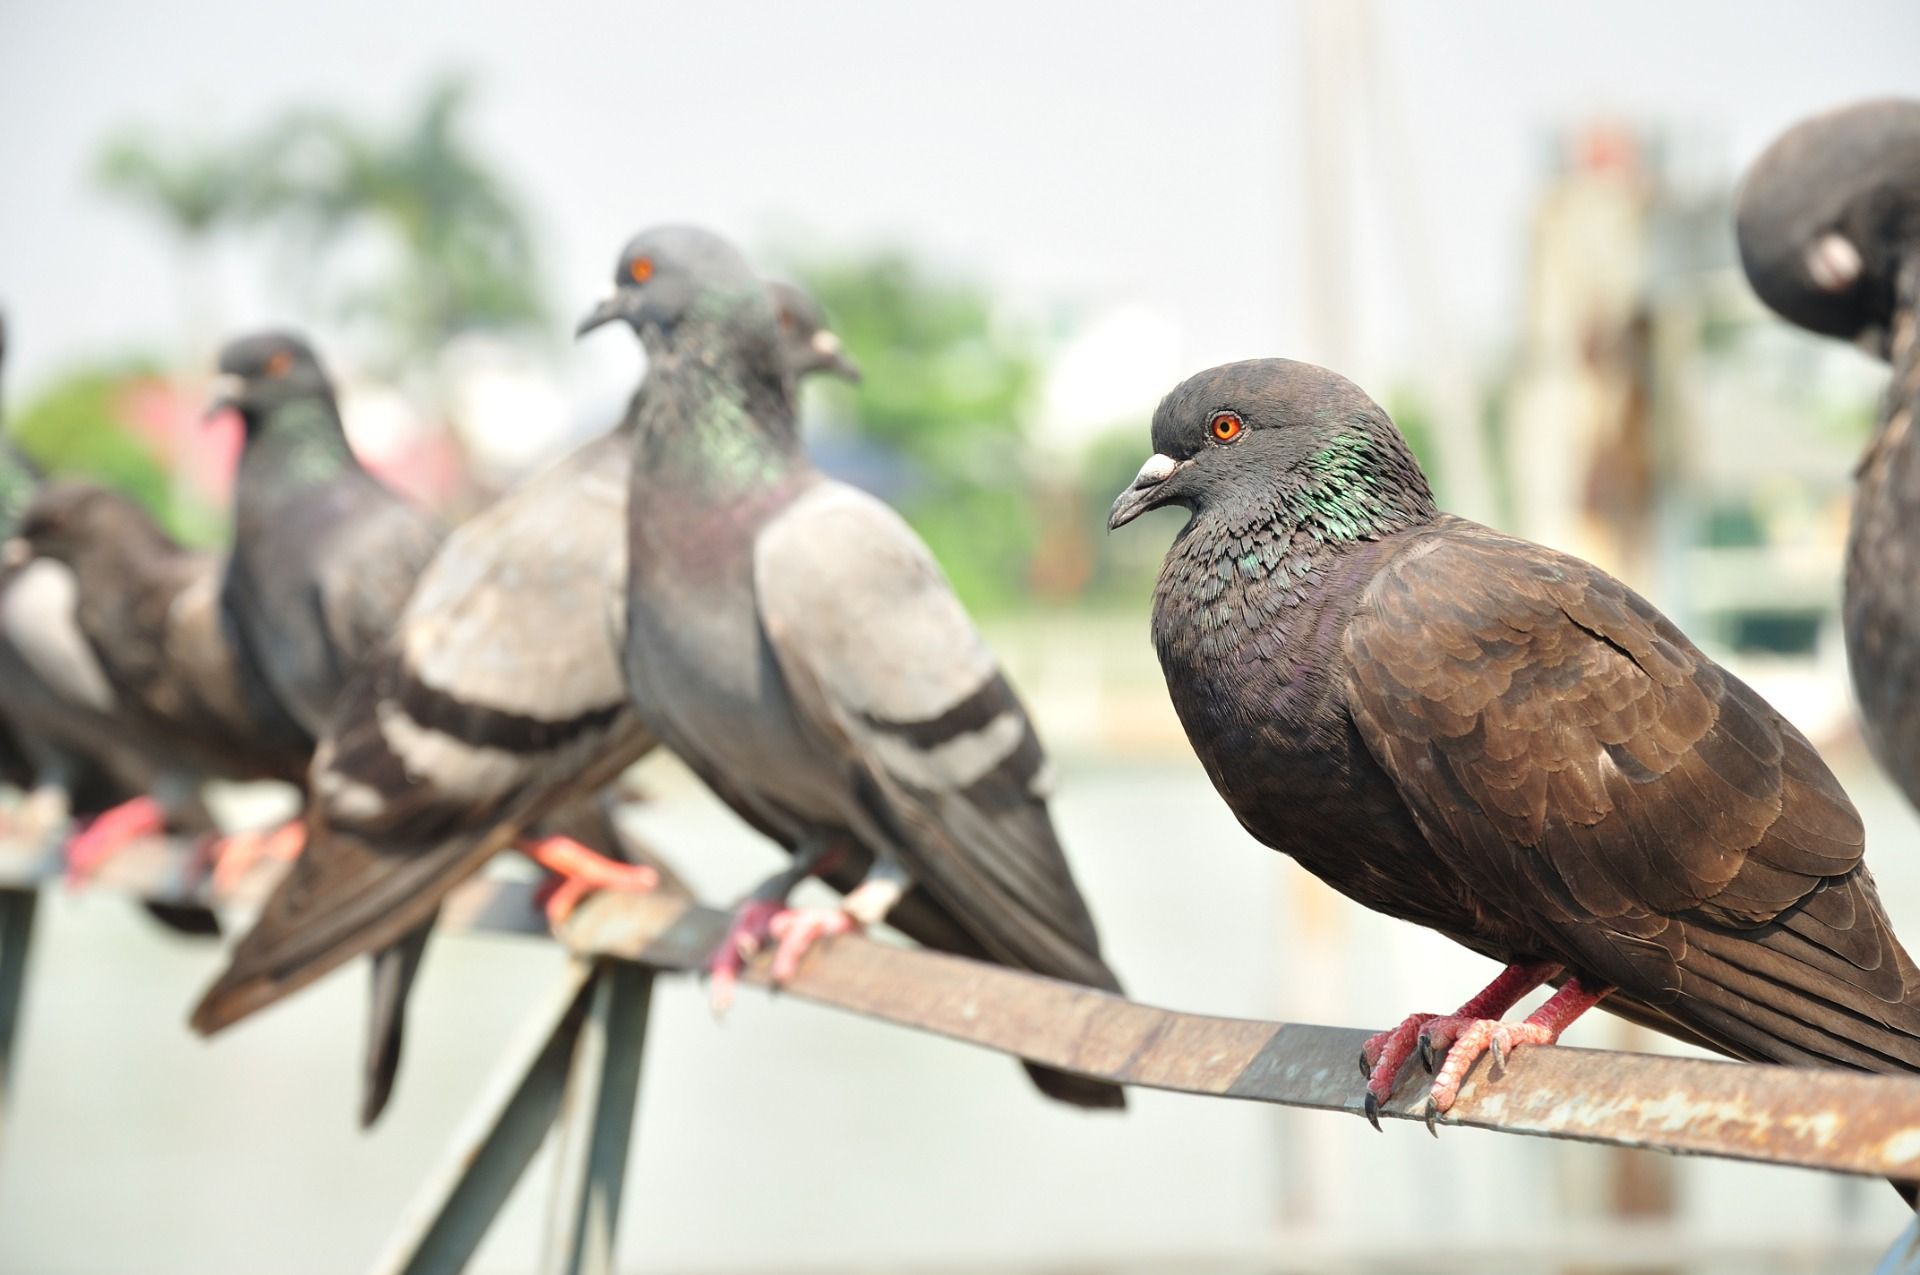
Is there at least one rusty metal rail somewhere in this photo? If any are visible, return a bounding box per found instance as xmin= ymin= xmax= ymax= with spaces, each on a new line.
xmin=557 ymin=889 xmax=1920 ymax=1182
xmin=5 ymin=827 xmax=1920 ymax=1272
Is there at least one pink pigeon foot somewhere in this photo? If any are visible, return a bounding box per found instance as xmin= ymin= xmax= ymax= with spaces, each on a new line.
xmin=766 ymin=906 xmax=858 ymax=982
xmin=706 ymin=898 xmax=788 ymax=1016
xmin=520 ymin=834 xmax=658 ymax=928
xmin=1421 ymin=976 xmax=1612 ymax=1127
xmin=66 ymin=796 xmax=167 ymax=885
xmin=1360 ymin=960 xmax=1562 ymax=1131
xmin=211 ymin=818 xmax=308 ymax=894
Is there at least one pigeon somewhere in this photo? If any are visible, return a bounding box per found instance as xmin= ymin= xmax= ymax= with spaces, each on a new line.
xmin=0 ymin=314 xmax=145 ymax=839
xmin=190 ymin=281 xmax=859 ymax=1125
xmin=212 ymin=332 xmax=447 ymax=740
xmin=11 ymin=482 xmax=311 ymax=798
xmin=1109 ymin=358 xmax=1920 ymax=1127
xmin=1737 ymin=100 xmax=1920 ymax=820
xmin=0 ymin=321 xmax=224 ymax=932
xmin=584 ymin=225 xmax=1125 ymax=1109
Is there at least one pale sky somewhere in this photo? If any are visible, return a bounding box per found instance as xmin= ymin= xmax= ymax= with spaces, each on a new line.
xmin=3 ymin=0 xmax=1918 ymax=421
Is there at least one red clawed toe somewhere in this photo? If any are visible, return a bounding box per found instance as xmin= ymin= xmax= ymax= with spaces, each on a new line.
xmin=519 ymin=835 xmax=659 ymax=928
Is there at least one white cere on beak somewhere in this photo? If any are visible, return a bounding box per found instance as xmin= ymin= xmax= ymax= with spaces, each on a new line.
xmin=1132 ymin=453 xmax=1179 ymax=488
xmin=205 ymin=373 xmax=246 ymax=409
xmin=811 ymin=330 xmax=843 ymax=356
xmin=1807 ymin=232 xmax=1863 ymax=293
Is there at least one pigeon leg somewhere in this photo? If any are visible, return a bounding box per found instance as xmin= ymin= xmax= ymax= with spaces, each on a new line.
xmin=210 ymin=818 xmax=308 ymax=894
xmin=65 ymin=796 xmax=167 ymax=885
xmin=519 ymin=835 xmax=659 ymax=928
xmin=1422 ymin=975 xmax=1612 ymax=1124
xmin=1360 ymin=960 xmax=1561 ymax=1129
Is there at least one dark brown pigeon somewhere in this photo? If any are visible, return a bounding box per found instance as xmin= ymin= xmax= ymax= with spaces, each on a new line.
xmin=14 ymin=482 xmax=311 ymax=797
xmin=1110 ymin=358 xmax=1920 ymax=1126
xmin=1737 ymin=100 xmax=1920 ymax=823
xmin=191 ymin=282 xmax=858 ymax=1125
xmin=588 ymin=225 xmax=1125 ymax=1109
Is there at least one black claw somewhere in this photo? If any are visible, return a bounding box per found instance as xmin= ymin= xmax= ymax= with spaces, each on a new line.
xmin=1418 ymin=1033 xmax=1436 ymax=1073
xmin=1424 ymin=1098 xmax=1441 ymax=1137
xmin=1364 ymin=1091 xmax=1382 ymax=1132
xmin=1359 ymin=1047 xmax=1373 ymax=1079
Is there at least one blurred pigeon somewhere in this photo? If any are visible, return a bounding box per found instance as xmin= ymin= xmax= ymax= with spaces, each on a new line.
xmin=13 ymin=483 xmax=310 ymax=797
xmin=190 ymin=282 xmax=857 ymax=1124
xmin=0 ymin=315 xmax=129 ymax=842
xmin=585 ymin=225 xmax=1124 ymax=1109
xmin=1737 ymin=101 xmax=1920 ymax=821
xmin=0 ymin=320 xmax=221 ymax=931
xmin=1110 ymin=359 xmax=1920 ymax=1127
xmin=212 ymin=332 xmax=446 ymax=739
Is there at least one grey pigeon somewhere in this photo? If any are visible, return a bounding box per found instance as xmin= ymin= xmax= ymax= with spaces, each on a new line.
xmin=584 ymin=225 xmax=1124 ymax=1109
xmin=191 ymin=281 xmax=858 ymax=1125
xmin=211 ymin=332 xmax=446 ymax=741
xmin=1737 ymin=101 xmax=1920 ymax=821
xmin=1111 ymin=358 xmax=1920 ymax=1129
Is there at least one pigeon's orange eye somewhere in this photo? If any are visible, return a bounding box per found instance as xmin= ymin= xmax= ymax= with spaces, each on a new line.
xmin=265 ymin=350 xmax=294 ymax=378
xmin=629 ymin=257 xmax=654 ymax=284
xmin=1210 ymin=411 xmax=1244 ymax=443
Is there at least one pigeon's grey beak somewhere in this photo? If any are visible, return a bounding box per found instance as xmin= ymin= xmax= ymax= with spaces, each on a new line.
xmin=1108 ymin=453 xmax=1183 ymax=531
xmin=575 ymin=286 xmax=630 ymax=339
xmin=812 ymin=330 xmax=862 ymax=383
xmin=204 ymin=373 xmax=246 ymax=422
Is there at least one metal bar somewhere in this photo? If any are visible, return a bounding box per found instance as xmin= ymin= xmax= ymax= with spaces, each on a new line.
xmin=16 ymin=827 xmax=1920 ymax=1184
xmin=539 ymin=962 xmax=654 ymax=1275
xmin=0 ymin=886 xmax=37 ymax=1148
xmin=368 ymin=958 xmax=597 ymax=1275
xmin=561 ymin=892 xmax=1920 ymax=1182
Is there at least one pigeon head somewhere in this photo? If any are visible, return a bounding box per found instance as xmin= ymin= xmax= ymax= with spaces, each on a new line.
xmin=208 ymin=332 xmax=335 ymax=430
xmin=767 ymin=280 xmax=861 ymax=383
xmin=575 ymin=225 xmax=774 ymax=352
xmin=1108 ymin=359 xmax=1436 ymax=535
xmin=1737 ymin=98 xmax=1920 ymax=357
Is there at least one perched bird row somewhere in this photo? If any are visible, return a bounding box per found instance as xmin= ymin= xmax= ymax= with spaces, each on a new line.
xmin=0 ymin=98 xmax=1915 ymax=1155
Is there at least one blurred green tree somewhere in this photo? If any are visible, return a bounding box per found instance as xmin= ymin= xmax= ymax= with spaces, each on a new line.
xmin=95 ymin=76 xmax=544 ymax=373
xmin=9 ymin=363 xmax=194 ymax=538
xmin=260 ymin=76 xmax=545 ymax=367
xmin=792 ymin=251 xmax=1045 ymax=611
xmin=95 ymin=130 xmax=268 ymax=347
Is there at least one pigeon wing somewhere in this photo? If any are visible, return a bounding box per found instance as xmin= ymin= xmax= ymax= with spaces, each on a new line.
xmin=1343 ymin=519 xmax=1920 ymax=1069
xmin=754 ymin=482 xmax=1118 ymax=993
